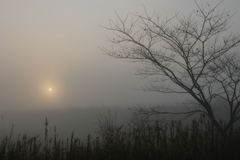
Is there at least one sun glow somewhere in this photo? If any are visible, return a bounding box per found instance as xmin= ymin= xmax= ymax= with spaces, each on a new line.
xmin=48 ymin=88 xmax=53 ymax=92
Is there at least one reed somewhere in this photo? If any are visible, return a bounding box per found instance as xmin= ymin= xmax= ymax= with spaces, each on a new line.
xmin=0 ymin=112 xmax=239 ymax=160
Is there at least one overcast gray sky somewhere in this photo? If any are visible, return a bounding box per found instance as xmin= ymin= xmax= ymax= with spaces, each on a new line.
xmin=0 ymin=0 xmax=240 ymax=138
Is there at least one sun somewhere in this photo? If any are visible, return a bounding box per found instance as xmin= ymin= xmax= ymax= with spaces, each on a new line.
xmin=48 ymin=88 xmax=53 ymax=92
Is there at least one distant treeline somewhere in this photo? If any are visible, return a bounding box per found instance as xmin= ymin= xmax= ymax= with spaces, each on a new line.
xmin=0 ymin=111 xmax=240 ymax=160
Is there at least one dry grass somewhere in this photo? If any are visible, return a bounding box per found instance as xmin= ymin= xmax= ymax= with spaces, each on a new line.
xmin=1 ymin=112 xmax=240 ymax=160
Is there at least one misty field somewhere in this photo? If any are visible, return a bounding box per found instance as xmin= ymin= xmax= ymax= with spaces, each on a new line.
xmin=0 ymin=111 xmax=239 ymax=160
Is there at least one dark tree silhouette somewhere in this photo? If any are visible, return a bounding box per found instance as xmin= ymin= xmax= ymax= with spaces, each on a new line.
xmin=101 ymin=1 xmax=240 ymax=136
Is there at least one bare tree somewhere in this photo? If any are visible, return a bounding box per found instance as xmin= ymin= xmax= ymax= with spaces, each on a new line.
xmin=101 ymin=1 xmax=240 ymax=136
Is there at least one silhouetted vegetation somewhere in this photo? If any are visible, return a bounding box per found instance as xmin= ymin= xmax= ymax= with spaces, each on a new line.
xmin=102 ymin=0 xmax=240 ymax=137
xmin=1 ymin=111 xmax=240 ymax=160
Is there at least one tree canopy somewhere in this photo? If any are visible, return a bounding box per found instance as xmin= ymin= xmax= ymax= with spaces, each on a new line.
xmin=102 ymin=1 xmax=240 ymax=136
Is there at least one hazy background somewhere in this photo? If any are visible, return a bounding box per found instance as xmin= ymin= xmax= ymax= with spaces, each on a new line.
xmin=0 ymin=0 xmax=240 ymax=140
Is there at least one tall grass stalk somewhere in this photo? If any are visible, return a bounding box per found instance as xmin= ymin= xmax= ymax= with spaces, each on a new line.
xmin=0 ymin=113 xmax=239 ymax=160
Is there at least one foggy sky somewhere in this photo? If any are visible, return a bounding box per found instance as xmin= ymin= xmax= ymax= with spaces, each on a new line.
xmin=0 ymin=0 xmax=240 ymax=139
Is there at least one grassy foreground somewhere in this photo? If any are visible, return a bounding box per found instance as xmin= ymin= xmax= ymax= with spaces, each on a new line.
xmin=0 ymin=113 xmax=240 ymax=160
